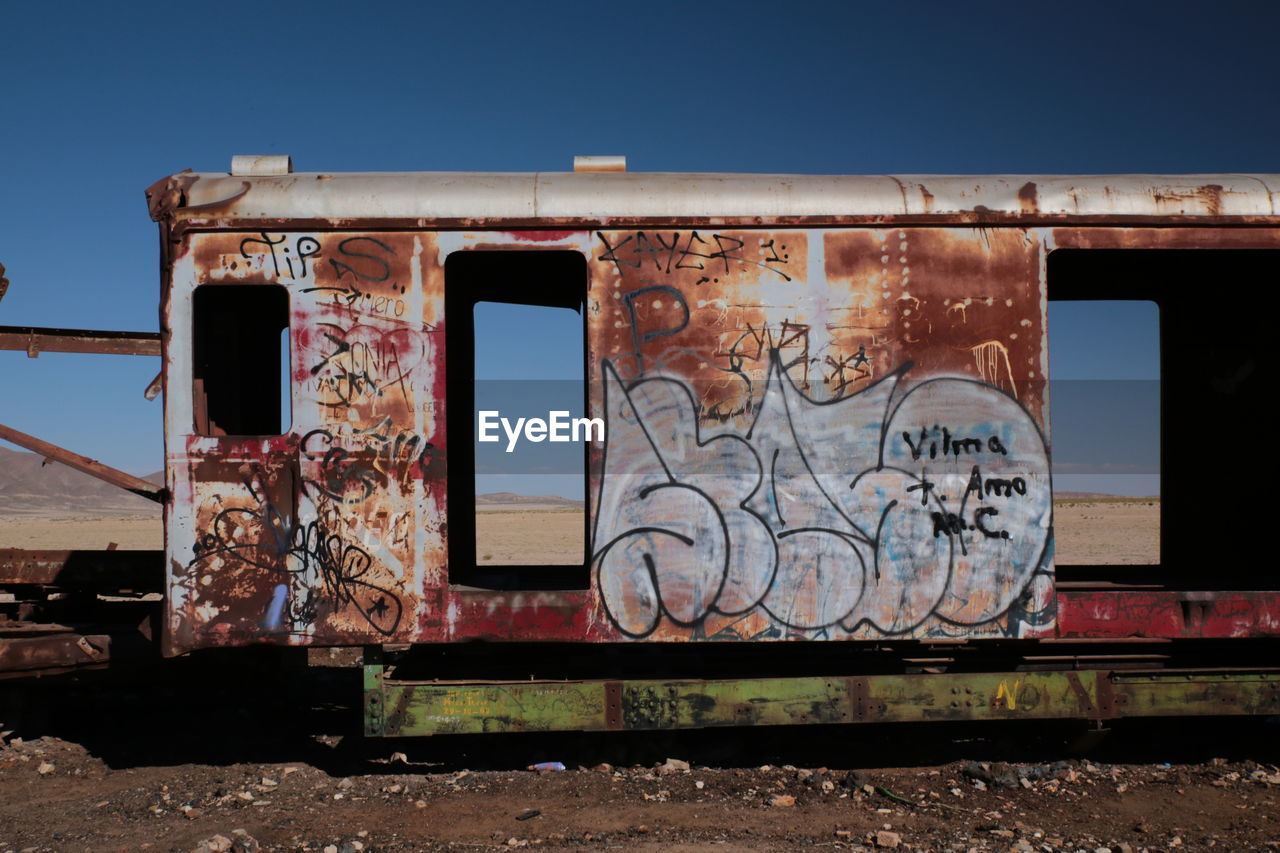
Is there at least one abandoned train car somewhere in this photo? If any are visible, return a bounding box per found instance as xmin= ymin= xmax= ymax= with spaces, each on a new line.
xmin=2 ymin=158 xmax=1278 ymax=736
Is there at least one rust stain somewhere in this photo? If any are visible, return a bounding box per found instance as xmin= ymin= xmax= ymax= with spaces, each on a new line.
xmin=1052 ymin=226 xmax=1280 ymax=250
xmin=1017 ymin=182 xmax=1038 ymax=215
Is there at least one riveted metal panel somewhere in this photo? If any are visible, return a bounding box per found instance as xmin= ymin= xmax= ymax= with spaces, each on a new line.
xmin=587 ymin=227 xmax=1052 ymax=641
xmin=162 ymin=224 xmax=1054 ymax=651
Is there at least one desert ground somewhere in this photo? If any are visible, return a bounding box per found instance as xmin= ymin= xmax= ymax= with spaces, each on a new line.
xmin=0 ymin=500 xmax=1159 ymax=566
xmin=2 ymin=684 xmax=1278 ymax=853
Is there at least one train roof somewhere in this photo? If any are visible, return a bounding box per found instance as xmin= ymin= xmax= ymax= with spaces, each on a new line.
xmin=147 ymin=167 xmax=1280 ymax=227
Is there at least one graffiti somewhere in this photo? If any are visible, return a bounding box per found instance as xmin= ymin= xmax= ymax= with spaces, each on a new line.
xmin=303 ymin=282 xmax=408 ymax=317
xmin=300 ymin=418 xmax=433 ymax=503
xmin=190 ymin=477 xmax=403 ymax=636
xmin=301 ymin=237 xmax=406 ymax=316
xmin=591 ymin=351 xmax=1051 ymax=639
xmin=239 ymin=233 xmax=322 ymax=280
xmin=327 ymin=236 xmax=396 ymax=283
xmin=307 ymin=323 xmax=425 ymax=408
xmin=597 ymin=231 xmax=791 ymax=282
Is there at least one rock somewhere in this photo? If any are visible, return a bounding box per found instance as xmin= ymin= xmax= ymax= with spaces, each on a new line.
xmin=181 ymin=805 xmax=203 ymax=820
xmin=193 ymin=836 xmax=233 ymax=853
xmin=323 ymin=846 xmax=339 ymax=853
xmin=36 ymin=762 xmax=54 ymax=775
xmin=769 ymin=794 xmax=796 ymax=807
xmin=592 ymin=763 xmax=613 ymax=773
xmin=695 ymin=780 xmax=705 ymax=790
xmin=842 ymin=770 xmax=872 ymax=789
xmin=874 ymin=829 xmax=901 ymax=848
xmin=659 ymin=757 xmax=689 ymax=773
xmin=230 ymin=830 xmax=259 ymax=853
xmin=337 ymin=777 xmax=354 ymax=789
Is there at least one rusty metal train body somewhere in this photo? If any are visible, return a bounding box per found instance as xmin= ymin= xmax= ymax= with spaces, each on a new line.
xmin=3 ymin=163 xmax=1279 ymax=735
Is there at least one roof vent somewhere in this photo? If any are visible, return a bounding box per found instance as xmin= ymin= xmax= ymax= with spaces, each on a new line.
xmin=573 ymin=155 xmax=626 ymax=172
xmin=230 ymin=155 xmax=293 ymax=176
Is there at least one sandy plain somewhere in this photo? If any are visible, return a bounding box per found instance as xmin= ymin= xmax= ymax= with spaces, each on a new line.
xmin=0 ymin=500 xmax=1159 ymax=566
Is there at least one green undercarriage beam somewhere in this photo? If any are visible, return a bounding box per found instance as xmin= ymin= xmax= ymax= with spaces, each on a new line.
xmin=362 ymin=664 xmax=1280 ymax=737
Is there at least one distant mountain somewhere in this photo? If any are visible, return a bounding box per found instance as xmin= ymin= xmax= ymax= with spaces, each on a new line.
xmin=0 ymin=447 xmax=162 ymax=516
xmin=475 ymin=491 xmax=584 ymax=507
xmin=0 ymin=447 xmax=584 ymax=515
xmin=1055 ymin=490 xmax=1159 ymax=500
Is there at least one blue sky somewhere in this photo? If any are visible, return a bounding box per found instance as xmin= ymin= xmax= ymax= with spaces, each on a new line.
xmin=2 ymin=0 xmax=1274 ymax=496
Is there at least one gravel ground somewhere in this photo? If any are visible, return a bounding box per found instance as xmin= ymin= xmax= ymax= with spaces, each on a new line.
xmin=1 ymin=663 xmax=1278 ymax=853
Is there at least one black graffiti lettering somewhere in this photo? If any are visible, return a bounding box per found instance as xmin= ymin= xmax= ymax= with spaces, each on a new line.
xmin=902 ymin=427 xmax=926 ymax=461
xmin=295 ymin=237 xmax=321 ymax=276
xmin=632 ymin=232 xmax=668 ymax=271
xmin=974 ymin=507 xmax=1010 ymax=539
xmin=759 ymin=239 xmax=791 ymax=280
xmin=985 ymin=476 xmax=1027 ymax=497
xmin=675 ymin=231 xmax=711 ymax=270
xmin=240 ymin=232 xmax=288 ymax=277
xmin=310 ymin=332 xmax=351 ymax=376
xmin=931 ymin=511 xmax=966 ymax=538
xmin=328 ymin=236 xmax=394 ymax=282
xmin=188 ymin=478 xmax=402 ymax=635
xmin=708 ymin=233 xmax=745 ymax=274
xmin=902 ymin=425 xmax=1007 ymax=461
xmin=654 ymin=232 xmax=681 ymax=272
xmin=964 ymin=465 xmax=984 ymax=500
xmin=596 ymin=231 xmax=640 ymax=273
xmin=282 ymin=236 xmax=323 ymax=279
xmin=905 ymin=473 xmax=936 ymax=506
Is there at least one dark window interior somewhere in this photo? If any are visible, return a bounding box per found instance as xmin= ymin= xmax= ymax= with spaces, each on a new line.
xmin=445 ymin=251 xmax=589 ymax=589
xmin=1048 ymin=249 xmax=1273 ymax=588
xmin=192 ymin=284 xmax=290 ymax=436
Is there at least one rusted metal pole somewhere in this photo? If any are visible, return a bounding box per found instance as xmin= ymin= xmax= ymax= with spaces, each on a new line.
xmin=0 ymin=422 xmax=163 ymax=502
xmin=0 ymin=326 xmax=161 ymax=357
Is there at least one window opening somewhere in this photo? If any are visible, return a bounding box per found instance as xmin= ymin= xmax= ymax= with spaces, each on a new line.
xmin=192 ymin=285 xmax=291 ymax=436
xmin=1048 ymin=249 xmax=1273 ymax=587
xmin=445 ymin=251 xmax=589 ymax=589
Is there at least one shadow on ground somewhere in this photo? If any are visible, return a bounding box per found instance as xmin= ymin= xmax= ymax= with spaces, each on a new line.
xmin=4 ymin=651 xmax=1278 ymax=775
